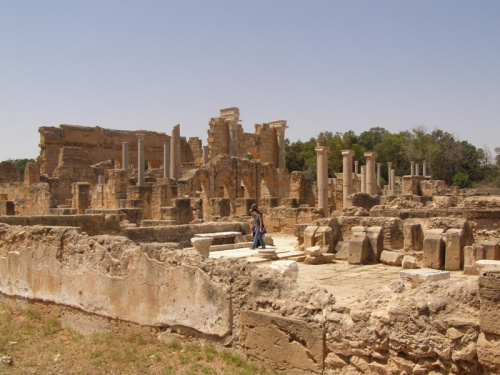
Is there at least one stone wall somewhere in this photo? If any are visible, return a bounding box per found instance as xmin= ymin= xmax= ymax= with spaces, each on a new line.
xmin=0 ymin=161 xmax=20 ymax=183
xmin=0 ymin=223 xmax=498 ymax=374
xmin=38 ymin=125 xmax=202 ymax=177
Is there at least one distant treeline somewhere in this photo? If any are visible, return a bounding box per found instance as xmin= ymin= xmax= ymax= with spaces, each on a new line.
xmin=285 ymin=127 xmax=500 ymax=188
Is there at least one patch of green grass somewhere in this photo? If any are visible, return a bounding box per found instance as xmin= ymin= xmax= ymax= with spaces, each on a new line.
xmin=25 ymin=308 xmax=42 ymax=321
xmin=44 ymin=316 xmax=61 ymax=335
xmin=165 ymin=338 xmax=182 ymax=352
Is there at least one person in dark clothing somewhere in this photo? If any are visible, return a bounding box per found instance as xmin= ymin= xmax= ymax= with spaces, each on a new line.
xmin=250 ymin=203 xmax=265 ymax=249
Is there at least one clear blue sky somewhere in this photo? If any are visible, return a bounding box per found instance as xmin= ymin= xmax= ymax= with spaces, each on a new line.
xmin=1 ymin=0 xmax=499 ymax=161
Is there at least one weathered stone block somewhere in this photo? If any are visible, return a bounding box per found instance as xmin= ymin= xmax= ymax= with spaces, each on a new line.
xmin=239 ymin=310 xmax=324 ymax=374
xmin=270 ymin=260 xmax=299 ymax=280
xmin=479 ymin=270 xmax=500 ymax=336
xmin=315 ymin=225 xmax=334 ymax=253
xmin=235 ymin=198 xmax=256 ymax=216
xmin=303 ymin=225 xmax=318 ymax=249
xmin=366 ymin=226 xmax=383 ymax=261
xmin=464 ymin=244 xmax=485 ymax=274
xmin=334 ymin=241 xmax=349 ymax=260
xmin=423 ymin=228 xmax=445 ymax=269
xmin=402 ymin=255 xmax=418 ymax=269
xmin=444 ymin=228 xmax=464 ymax=271
xmin=477 ymin=332 xmax=500 ymax=371
xmin=400 ymin=268 xmax=450 ymax=284
xmin=348 ymin=227 xmax=369 ymax=264
xmin=479 ymin=240 xmax=500 ymax=260
xmin=380 ymin=250 xmax=404 ymax=266
xmin=403 ymin=222 xmax=423 ymax=251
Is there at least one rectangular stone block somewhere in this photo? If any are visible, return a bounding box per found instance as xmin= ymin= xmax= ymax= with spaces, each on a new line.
xmin=479 ymin=270 xmax=500 ymax=335
xmin=380 ymin=250 xmax=404 ymax=266
xmin=480 ymin=241 xmax=500 ymax=260
xmin=235 ymin=198 xmax=256 ymax=216
xmin=403 ymin=222 xmax=424 ymax=251
xmin=400 ymin=268 xmax=450 ymax=284
xmin=366 ymin=226 xmax=383 ymax=261
xmin=349 ymin=227 xmax=369 ymax=264
xmin=239 ymin=310 xmax=324 ymax=374
xmin=423 ymin=229 xmax=445 ymax=269
xmin=444 ymin=228 xmax=464 ymax=271
xmin=464 ymin=244 xmax=485 ymax=275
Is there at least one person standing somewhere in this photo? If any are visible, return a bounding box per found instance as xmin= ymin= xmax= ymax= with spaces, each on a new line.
xmin=250 ymin=206 xmax=266 ymax=250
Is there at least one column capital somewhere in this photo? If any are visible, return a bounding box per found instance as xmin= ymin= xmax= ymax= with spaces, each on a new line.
xmin=270 ymin=120 xmax=288 ymax=134
xmin=364 ymin=152 xmax=378 ymax=159
xmin=376 ymin=162 xmax=382 ymax=167
xmin=342 ymin=149 xmax=355 ymax=157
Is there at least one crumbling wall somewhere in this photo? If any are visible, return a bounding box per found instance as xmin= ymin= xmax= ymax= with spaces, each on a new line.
xmin=0 ymin=223 xmax=499 ymax=374
xmin=0 ymin=161 xmax=20 ymax=183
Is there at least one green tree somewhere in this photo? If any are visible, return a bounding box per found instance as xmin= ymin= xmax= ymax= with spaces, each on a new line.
xmin=452 ymin=172 xmax=473 ymax=188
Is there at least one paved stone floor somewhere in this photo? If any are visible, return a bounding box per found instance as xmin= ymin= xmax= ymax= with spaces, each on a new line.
xmin=211 ymin=234 xmax=479 ymax=306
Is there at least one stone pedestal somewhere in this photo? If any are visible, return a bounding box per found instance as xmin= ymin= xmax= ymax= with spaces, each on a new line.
xmin=257 ymin=247 xmax=278 ymax=260
xmin=444 ymin=228 xmax=464 ymax=271
xmin=423 ymin=229 xmax=445 ymax=269
xmin=348 ymin=226 xmax=369 ymax=264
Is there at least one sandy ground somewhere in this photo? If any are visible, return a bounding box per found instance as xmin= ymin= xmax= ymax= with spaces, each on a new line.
xmin=211 ymin=233 xmax=479 ymax=305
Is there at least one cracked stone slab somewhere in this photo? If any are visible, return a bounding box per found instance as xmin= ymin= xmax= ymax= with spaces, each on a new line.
xmin=400 ymin=268 xmax=450 ymax=283
xmin=239 ymin=310 xmax=324 ymax=374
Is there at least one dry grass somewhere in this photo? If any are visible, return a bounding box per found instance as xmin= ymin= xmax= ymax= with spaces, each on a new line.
xmin=0 ymin=301 xmax=284 ymax=375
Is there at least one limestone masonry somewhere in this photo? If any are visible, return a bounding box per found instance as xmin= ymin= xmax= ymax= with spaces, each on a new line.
xmin=0 ymin=107 xmax=499 ymax=374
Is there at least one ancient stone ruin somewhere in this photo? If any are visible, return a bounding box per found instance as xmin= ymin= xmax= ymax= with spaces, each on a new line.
xmin=1 ymin=107 xmax=499 ymax=374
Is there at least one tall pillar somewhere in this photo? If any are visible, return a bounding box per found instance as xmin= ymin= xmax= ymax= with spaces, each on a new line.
xmin=410 ymin=161 xmax=415 ymax=176
xmin=170 ymin=124 xmax=181 ymax=179
xmin=354 ymin=161 xmax=359 ymax=175
xmin=391 ymin=169 xmax=396 ymax=191
xmin=342 ymin=150 xmax=355 ymax=208
xmin=316 ymin=142 xmax=330 ymax=217
xmin=270 ymin=121 xmax=288 ymax=169
xmin=387 ymin=162 xmax=393 ymax=189
xmin=415 ymin=162 xmax=420 ymax=176
xmin=122 ymin=142 xmax=129 ymax=171
xmin=203 ymin=146 xmax=209 ymax=165
xmin=137 ymin=135 xmax=145 ymax=186
xmin=163 ymin=142 xmax=170 ymax=178
xmin=229 ymin=122 xmax=238 ymax=157
xmin=360 ymin=166 xmax=366 ymax=193
xmin=376 ymin=163 xmax=382 ymax=188
xmin=423 ymin=161 xmax=427 ymax=176
xmin=364 ymin=152 xmax=378 ymax=195
xmin=220 ymin=107 xmax=240 ymax=157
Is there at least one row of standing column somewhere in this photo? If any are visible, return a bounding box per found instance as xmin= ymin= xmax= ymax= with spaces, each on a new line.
xmin=120 ymin=125 xmax=182 ymax=187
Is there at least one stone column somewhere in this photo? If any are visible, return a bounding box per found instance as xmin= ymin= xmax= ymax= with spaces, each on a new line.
xmin=229 ymin=122 xmax=239 ymax=157
xmin=98 ymin=175 xmax=105 ymax=185
xmin=376 ymin=163 xmax=382 ymax=188
xmin=390 ymin=169 xmax=396 ymax=191
xmin=415 ymin=162 xmax=420 ymax=176
xmin=163 ymin=142 xmax=170 ymax=178
xmin=270 ymin=121 xmax=288 ymax=169
xmin=387 ymin=162 xmax=393 ymax=189
xmin=170 ymin=124 xmax=181 ymax=179
xmin=137 ymin=135 xmax=145 ymax=186
xmin=203 ymin=146 xmax=209 ymax=165
xmin=122 ymin=142 xmax=129 ymax=171
xmin=364 ymin=152 xmax=378 ymax=195
xmin=360 ymin=166 xmax=366 ymax=193
xmin=423 ymin=161 xmax=427 ymax=176
xmin=342 ymin=150 xmax=355 ymax=208
xmin=410 ymin=161 xmax=415 ymax=176
xmin=316 ymin=142 xmax=330 ymax=217
xmin=354 ymin=161 xmax=359 ymax=175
